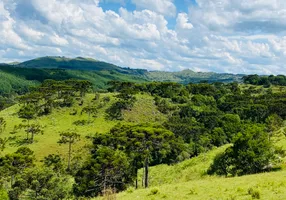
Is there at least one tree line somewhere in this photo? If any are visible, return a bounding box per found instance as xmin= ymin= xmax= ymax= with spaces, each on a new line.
xmin=0 ymin=79 xmax=285 ymax=199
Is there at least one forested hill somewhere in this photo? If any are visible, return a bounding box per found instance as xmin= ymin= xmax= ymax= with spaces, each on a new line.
xmin=16 ymin=56 xmax=147 ymax=75
xmin=0 ymin=57 xmax=243 ymax=94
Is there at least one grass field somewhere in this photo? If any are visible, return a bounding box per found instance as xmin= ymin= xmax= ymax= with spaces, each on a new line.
xmin=1 ymin=90 xmax=286 ymax=200
xmin=96 ymin=143 xmax=286 ymax=200
xmin=0 ymin=93 xmax=165 ymax=163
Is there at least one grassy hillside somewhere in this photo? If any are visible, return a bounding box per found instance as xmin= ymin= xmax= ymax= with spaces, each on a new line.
xmin=100 ymin=138 xmax=286 ymax=200
xmin=0 ymin=93 xmax=165 ymax=161
xmin=1 ymin=82 xmax=286 ymax=199
xmin=113 ymin=169 xmax=286 ymax=200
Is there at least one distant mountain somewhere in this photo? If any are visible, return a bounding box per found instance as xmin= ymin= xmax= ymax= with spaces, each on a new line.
xmin=0 ymin=56 xmax=244 ymax=95
xmin=145 ymin=69 xmax=244 ymax=83
xmin=17 ymin=56 xmax=147 ymax=75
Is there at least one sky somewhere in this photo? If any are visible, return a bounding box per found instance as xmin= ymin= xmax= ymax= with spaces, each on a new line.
xmin=1 ymin=0 xmax=286 ymax=74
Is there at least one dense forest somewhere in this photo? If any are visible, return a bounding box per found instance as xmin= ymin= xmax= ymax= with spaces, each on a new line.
xmin=243 ymin=74 xmax=286 ymax=86
xmin=0 ymin=77 xmax=285 ymax=199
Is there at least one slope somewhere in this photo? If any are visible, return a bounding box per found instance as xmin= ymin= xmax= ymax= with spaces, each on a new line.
xmin=0 ymin=64 xmax=147 ymax=93
xmin=146 ymin=69 xmax=244 ymax=84
xmin=0 ymin=93 xmax=166 ymax=162
xmin=17 ymin=56 xmax=147 ymax=75
xmin=104 ymin=139 xmax=286 ymax=200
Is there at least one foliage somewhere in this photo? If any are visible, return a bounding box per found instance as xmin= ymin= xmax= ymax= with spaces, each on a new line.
xmin=58 ymin=131 xmax=80 ymax=171
xmin=243 ymin=74 xmax=286 ymax=86
xmin=14 ymin=123 xmax=44 ymax=143
xmin=9 ymin=167 xmax=72 ymax=200
xmin=73 ymin=146 xmax=132 ymax=197
xmin=208 ymin=124 xmax=274 ymax=176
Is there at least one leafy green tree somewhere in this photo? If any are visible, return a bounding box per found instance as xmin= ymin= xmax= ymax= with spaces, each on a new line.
xmin=43 ymin=154 xmax=64 ymax=173
xmin=208 ymin=124 xmax=274 ymax=176
xmin=96 ymin=124 xmax=179 ymax=188
xmin=266 ymin=114 xmax=283 ymax=141
xmin=0 ymin=138 xmax=10 ymax=153
xmin=15 ymin=123 xmax=44 ymax=143
xmin=0 ymin=117 xmax=9 ymax=153
xmin=81 ymin=105 xmax=97 ymax=123
xmin=58 ymin=131 xmax=80 ymax=171
xmin=18 ymin=104 xmax=37 ymax=123
xmin=67 ymin=80 xmax=92 ymax=97
xmin=0 ymin=147 xmax=35 ymax=186
xmin=211 ymin=127 xmax=227 ymax=147
xmin=0 ymin=117 xmax=6 ymax=134
xmin=73 ymin=146 xmax=132 ymax=197
xmin=9 ymin=167 xmax=72 ymax=200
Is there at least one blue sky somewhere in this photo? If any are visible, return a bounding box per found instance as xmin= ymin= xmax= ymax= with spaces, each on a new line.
xmin=1 ymin=0 xmax=286 ymax=74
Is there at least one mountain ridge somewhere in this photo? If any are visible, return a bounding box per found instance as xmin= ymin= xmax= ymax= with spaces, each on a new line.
xmin=0 ymin=56 xmax=244 ymax=95
xmin=11 ymin=56 xmax=244 ymax=82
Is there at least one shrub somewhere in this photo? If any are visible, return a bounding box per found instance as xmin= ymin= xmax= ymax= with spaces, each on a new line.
xmin=73 ymin=120 xmax=88 ymax=126
xmin=126 ymin=187 xmax=134 ymax=194
xmin=148 ymin=188 xmax=159 ymax=196
xmin=248 ymin=187 xmax=261 ymax=199
xmin=208 ymin=124 xmax=274 ymax=176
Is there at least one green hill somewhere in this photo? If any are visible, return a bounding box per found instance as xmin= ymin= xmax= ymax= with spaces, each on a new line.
xmin=110 ymin=151 xmax=286 ymax=200
xmin=1 ymin=80 xmax=286 ymax=199
xmin=0 ymin=64 xmax=147 ymax=95
xmin=0 ymin=57 xmax=244 ymax=96
xmin=17 ymin=56 xmax=147 ymax=75
xmin=145 ymin=69 xmax=243 ymax=84
xmin=0 ymin=93 xmax=165 ymax=161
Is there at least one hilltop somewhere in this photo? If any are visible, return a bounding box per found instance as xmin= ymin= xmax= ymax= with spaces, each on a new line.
xmin=0 ymin=56 xmax=244 ymax=96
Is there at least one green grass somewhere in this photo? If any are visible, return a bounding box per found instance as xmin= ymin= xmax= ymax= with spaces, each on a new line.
xmin=95 ymin=141 xmax=286 ymax=200
xmin=1 ymin=90 xmax=286 ymax=200
xmin=113 ymin=170 xmax=286 ymax=200
xmin=0 ymin=93 xmax=164 ymax=162
xmin=94 ymin=129 xmax=286 ymax=200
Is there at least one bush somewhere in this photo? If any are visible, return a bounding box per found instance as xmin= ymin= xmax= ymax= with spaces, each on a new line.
xmin=73 ymin=120 xmax=88 ymax=126
xmin=0 ymin=189 xmax=8 ymax=200
xmin=248 ymin=187 xmax=261 ymax=199
xmin=208 ymin=124 xmax=274 ymax=176
xmin=148 ymin=188 xmax=159 ymax=196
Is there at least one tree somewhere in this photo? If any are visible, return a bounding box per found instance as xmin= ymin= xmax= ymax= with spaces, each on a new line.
xmin=96 ymin=124 xmax=179 ymax=188
xmin=0 ymin=117 xmax=8 ymax=153
xmin=73 ymin=146 xmax=132 ymax=197
xmin=81 ymin=105 xmax=97 ymax=123
xmin=66 ymin=80 xmax=92 ymax=97
xmin=58 ymin=131 xmax=80 ymax=171
xmin=18 ymin=104 xmax=37 ymax=124
xmin=9 ymin=167 xmax=72 ymax=200
xmin=0 ymin=138 xmax=10 ymax=153
xmin=208 ymin=124 xmax=274 ymax=176
xmin=266 ymin=114 xmax=283 ymax=141
xmin=0 ymin=147 xmax=35 ymax=186
xmin=43 ymin=154 xmax=64 ymax=173
xmin=15 ymin=123 xmax=44 ymax=143
xmin=0 ymin=117 xmax=6 ymax=134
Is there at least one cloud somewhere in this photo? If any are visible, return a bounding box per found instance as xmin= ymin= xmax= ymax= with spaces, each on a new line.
xmin=1 ymin=0 xmax=286 ymax=74
xmin=131 ymin=0 xmax=176 ymax=17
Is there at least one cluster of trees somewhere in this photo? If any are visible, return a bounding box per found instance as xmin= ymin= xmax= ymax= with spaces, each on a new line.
xmin=0 ymin=79 xmax=286 ymax=199
xmin=0 ymin=147 xmax=73 ymax=200
xmin=243 ymin=74 xmax=286 ymax=86
xmin=73 ymin=123 xmax=184 ymax=197
xmin=104 ymin=81 xmax=285 ymax=176
xmin=106 ymin=82 xmax=137 ymax=120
